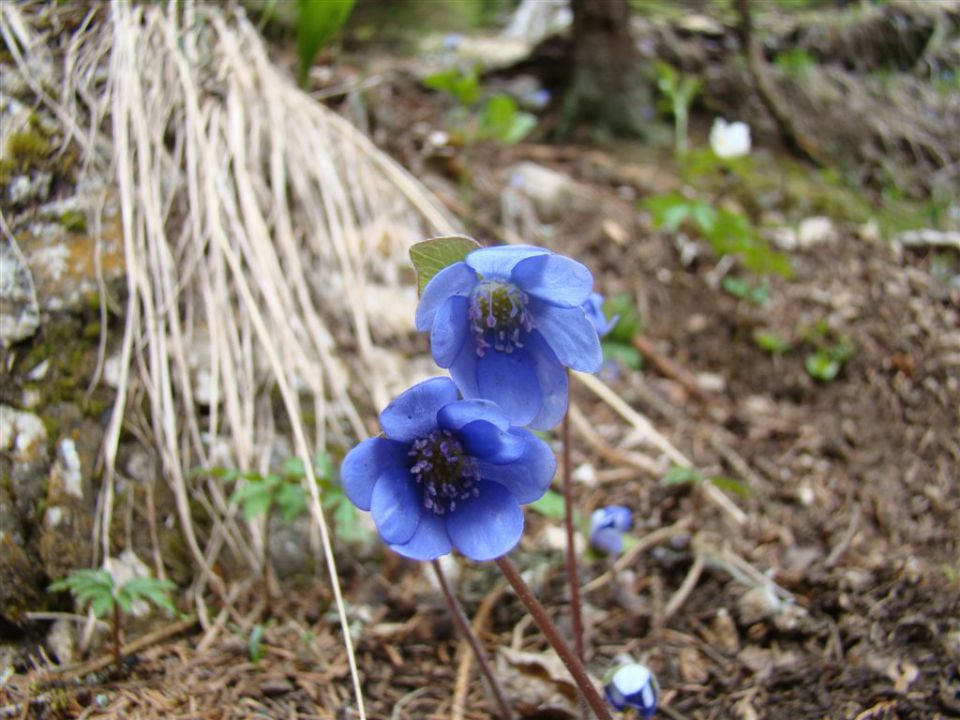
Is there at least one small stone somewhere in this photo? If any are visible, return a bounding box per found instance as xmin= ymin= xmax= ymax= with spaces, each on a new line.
xmin=737 ymin=586 xmax=780 ymax=626
xmin=46 ymin=618 xmax=76 ymax=665
xmin=712 ymin=608 xmax=740 ymax=653
xmin=679 ymin=646 xmax=709 ymax=683
xmin=507 ymin=162 xmax=589 ymax=220
xmin=797 ymin=216 xmax=836 ymax=248
xmin=602 ymin=219 xmax=628 ymax=246
xmin=26 ymin=359 xmax=50 ymax=381
xmin=0 ymin=238 xmax=41 ymax=347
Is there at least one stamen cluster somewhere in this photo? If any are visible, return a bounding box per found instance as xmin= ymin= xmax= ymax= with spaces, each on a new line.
xmin=468 ymin=280 xmax=534 ymax=356
xmin=409 ymin=429 xmax=480 ymax=515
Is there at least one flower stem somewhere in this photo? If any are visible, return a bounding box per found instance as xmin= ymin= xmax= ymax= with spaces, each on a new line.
xmin=495 ymin=556 xmax=613 ymax=720
xmin=561 ymin=405 xmax=585 ymax=663
xmin=430 ymin=560 xmax=514 ymax=720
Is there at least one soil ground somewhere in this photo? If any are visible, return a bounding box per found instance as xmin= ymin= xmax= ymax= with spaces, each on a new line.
xmin=3 ymin=29 xmax=959 ymax=720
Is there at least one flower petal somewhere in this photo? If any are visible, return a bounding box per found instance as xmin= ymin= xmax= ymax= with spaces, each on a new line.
xmin=475 ymin=347 xmax=542 ymax=428
xmin=511 ymin=253 xmax=593 ymax=307
xmin=415 ymin=262 xmax=477 ymax=332
xmin=389 ymin=513 xmax=452 ymax=561
xmin=529 ymin=300 xmax=602 ymax=373
xmin=478 ymin=428 xmax=556 ymax=504
xmin=431 ymin=295 xmax=470 ymax=368
xmin=449 ymin=337 xmax=481 ymax=399
xmin=340 ymin=437 xmax=410 ymax=511
xmin=436 ymin=399 xmax=510 ymax=433
xmin=458 ymin=420 xmax=527 ymax=464
xmin=524 ymin=332 xmax=569 ymax=431
xmin=370 ymin=467 xmax=421 ymax=545
xmin=447 ymin=481 xmax=523 ymax=561
xmin=379 ymin=377 xmax=459 ymax=442
xmin=465 ymin=245 xmax=549 ymax=280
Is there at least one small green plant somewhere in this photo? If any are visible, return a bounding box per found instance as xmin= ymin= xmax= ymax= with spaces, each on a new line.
xmin=774 ymin=48 xmax=816 ymax=80
xmin=643 ymin=192 xmax=793 ymax=277
xmin=722 ymin=276 xmax=770 ymax=305
xmin=753 ymin=330 xmax=792 ymax=355
xmin=49 ymin=569 xmax=176 ymax=671
xmin=661 ymin=466 xmax=750 ymax=498
xmin=424 ymin=68 xmax=537 ymax=145
xmin=801 ymin=320 xmax=855 ymax=382
xmin=655 ymin=61 xmax=701 ymax=157
xmin=296 ymin=0 xmax=355 ymax=87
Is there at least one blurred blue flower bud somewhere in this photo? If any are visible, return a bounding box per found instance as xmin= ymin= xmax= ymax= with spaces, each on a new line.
xmin=589 ymin=505 xmax=632 ymax=555
xmin=604 ymin=663 xmax=659 ymax=716
xmin=581 ymin=292 xmax=618 ymax=338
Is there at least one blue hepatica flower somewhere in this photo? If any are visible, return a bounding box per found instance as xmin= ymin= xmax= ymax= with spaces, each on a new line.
xmin=589 ymin=505 xmax=633 ymax=555
xmin=415 ymin=245 xmax=603 ymax=430
xmin=582 ymin=292 xmax=619 ymax=338
xmin=604 ymin=663 xmax=659 ymax=717
xmin=341 ymin=377 xmax=556 ymax=562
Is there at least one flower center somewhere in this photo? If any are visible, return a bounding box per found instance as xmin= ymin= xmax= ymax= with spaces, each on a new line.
xmin=409 ymin=429 xmax=480 ymax=515
xmin=468 ymin=280 xmax=534 ymax=356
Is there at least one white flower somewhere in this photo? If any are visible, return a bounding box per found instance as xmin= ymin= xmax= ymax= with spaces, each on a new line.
xmin=710 ymin=117 xmax=751 ymax=158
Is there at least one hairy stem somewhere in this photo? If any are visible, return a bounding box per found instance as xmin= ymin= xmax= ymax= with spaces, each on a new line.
xmin=431 ymin=560 xmax=514 ymax=720
xmin=495 ymin=556 xmax=612 ymax=720
xmin=562 ymin=405 xmax=585 ymax=662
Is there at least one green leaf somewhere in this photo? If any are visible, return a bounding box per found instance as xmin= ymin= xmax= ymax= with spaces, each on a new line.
xmin=529 ymin=490 xmax=565 ymax=520
xmin=314 ymin=452 xmax=334 ymax=481
xmin=708 ymin=476 xmax=751 ymax=498
xmin=477 ymin=95 xmax=536 ymax=144
xmin=423 ymin=68 xmax=480 ymax=106
xmin=661 ymin=466 xmax=704 ymax=486
xmin=296 ymin=0 xmax=355 ymax=88
xmin=753 ymin=330 xmax=792 ymax=355
xmin=409 ymin=235 xmax=481 ymax=295
xmin=601 ymin=340 xmax=643 ymax=370
xmin=281 ymin=457 xmax=306 ymax=479
xmin=604 ymin=292 xmax=642 ymax=343
xmin=122 ymin=578 xmax=178 ymax=614
xmin=805 ymin=351 xmax=841 ymax=382
xmin=275 ymin=483 xmax=307 ymax=523
xmin=249 ymin=623 xmax=265 ymax=663
xmin=90 ymin=594 xmax=114 ymax=619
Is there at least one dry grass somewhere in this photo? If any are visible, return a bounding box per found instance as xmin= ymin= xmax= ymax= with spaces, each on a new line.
xmin=1 ymin=1 xmax=459 ymax=714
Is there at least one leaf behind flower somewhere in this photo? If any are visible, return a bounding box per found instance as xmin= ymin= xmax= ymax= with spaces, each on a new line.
xmin=410 ymin=235 xmax=481 ymax=295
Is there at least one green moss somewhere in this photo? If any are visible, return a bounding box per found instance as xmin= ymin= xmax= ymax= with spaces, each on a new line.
xmin=82 ymin=321 xmax=101 ymax=340
xmin=59 ymin=209 xmax=88 ymax=233
xmin=5 ymin=130 xmax=51 ymax=170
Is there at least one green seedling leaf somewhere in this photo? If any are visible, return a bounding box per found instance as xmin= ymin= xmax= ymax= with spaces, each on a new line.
xmin=410 ymin=235 xmax=481 ymax=295
xmin=708 ymin=476 xmax=751 ymax=498
xmin=121 ymin=577 xmax=178 ymax=615
xmin=423 ymin=68 xmax=480 ymax=106
xmin=249 ymin=623 xmax=265 ymax=663
xmin=601 ymin=340 xmax=643 ymax=370
xmin=296 ymin=0 xmax=355 ymax=87
xmin=314 ymin=451 xmax=334 ymax=481
xmin=661 ymin=466 xmax=704 ymax=486
xmin=604 ymin=292 xmax=642 ymax=343
xmin=478 ymin=94 xmax=536 ymax=144
xmin=753 ymin=330 xmax=792 ymax=355
xmin=275 ymin=482 xmax=307 ymax=523
xmin=529 ymin=489 xmax=565 ymax=519
xmin=805 ymin=350 xmax=841 ymax=382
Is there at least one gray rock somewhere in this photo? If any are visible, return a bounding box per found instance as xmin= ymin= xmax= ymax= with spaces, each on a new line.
xmin=8 ymin=171 xmax=52 ymax=205
xmin=507 ymin=162 xmax=591 ymax=221
xmin=0 ymin=237 xmax=41 ymax=346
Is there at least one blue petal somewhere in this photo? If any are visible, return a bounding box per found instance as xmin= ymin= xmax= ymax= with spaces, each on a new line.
xmin=511 ymin=253 xmax=593 ymax=307
xmin=447 ymin=481 xmax=523 ymax=561
xmin=591 ymin=505 xmax=633 ymax=532
xmin=523 ymin=332 xmax=569 ymax=431
xmin=465 ymin=245 xmax=549 ymax=280
xmin=449 ymin=336 xmax=480 ymax=399
xmin=477 ymin=428 xmax=555 ymax=504
xmin=389 ymin=513 xmax=452 ymax=561
xmin=379 ymin=377 xmax=459 ymax=442
xmin=529 ymin=300 xmax=602 ymax=373
xmin=415 ymin=262 xmax=477 ymax=332
xmin=431 ymin=296 xmax=470 ymax=368
xmin=370 ymin=467 xmax=421 ymax=544
xmin=436 ymin=399 xmax=510 ymax=433
xmin=458 ymin=420 xmax=527 ymax=464
xmin=475 ymin=347 xmax=542 ymax=428
xmin=590 ymin=527 xmax=625 ymax=555
xmin=340 ymin=437 xmax=410 ymax=511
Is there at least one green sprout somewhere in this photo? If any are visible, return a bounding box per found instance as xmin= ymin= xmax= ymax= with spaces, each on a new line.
xmin=655 ymin=61 xmax=701 ymax=157
xmin=49 ymin=569 xmax=176 ymax=671
xmin=661 ymin=466 xmax=750 ymax=499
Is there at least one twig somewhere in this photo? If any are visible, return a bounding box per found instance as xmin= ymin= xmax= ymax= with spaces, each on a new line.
xmin=451 ymin=582 xmax=508 ymax=720
xmin=663 ymin=554 xmax=705 ymax=621
xmin=825 ymin=504 xmax=860 ymax=567
xmin=495 ymin=557 xmax=612 ymax=720
xmin=568 ymin=404 xmax=663 ymax=476
xmin=431 ymin=561 xmax=513 ymax=720
xmin=582 ymin=517 xmax=693 ymax=593
xmin=52 ymin=616 xmax=197 ymax=679
xmin=632 ymin=335 xmax=717 ymax=405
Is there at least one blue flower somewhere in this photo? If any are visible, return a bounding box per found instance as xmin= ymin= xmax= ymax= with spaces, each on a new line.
xmin=582 ymin=292 xmax=618 ymax=338
xmin=340 ymin=377 xmax=556 ymax=562
xmin=415 ymin=245 xmax=602 ymax=430
xmin=589 ymin=505 xmax=633 ymax=555
xmin=604 ymin=663 xmax=659 ymax=717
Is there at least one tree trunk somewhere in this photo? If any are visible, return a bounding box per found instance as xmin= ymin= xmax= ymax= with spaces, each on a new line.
xmin=562 ymin=0 xmax=653 ymax=137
